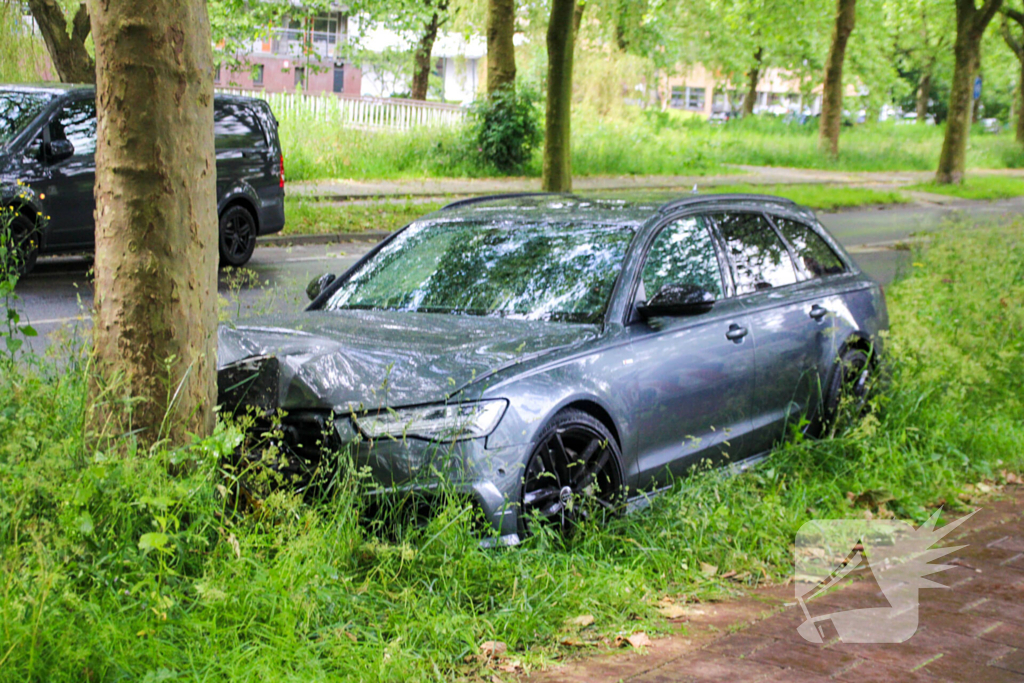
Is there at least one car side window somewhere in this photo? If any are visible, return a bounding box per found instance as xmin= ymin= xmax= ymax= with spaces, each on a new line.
xmin=772 ymin=217 xmax=846 ymax=278
xmin=49 ymin=99 xmax=97 ymax=159
xmin=640 ymin=216 xmax=724 ymax=301
xmin=214 ymin=104 xmax=266 ymax=150
xmin=711 ymin=212 xmax=798 ymax=294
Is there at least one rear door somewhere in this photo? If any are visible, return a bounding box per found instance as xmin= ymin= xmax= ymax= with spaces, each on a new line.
xmin=628 ymin=214 xmax=756 ymax=490
xmin=214 ymin=101 xmax=271 ymax=213
xmin=710 ymin=211 xmax=821 ymax=454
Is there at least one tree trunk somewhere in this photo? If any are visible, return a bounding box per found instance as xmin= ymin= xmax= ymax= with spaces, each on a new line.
xmin=486 ymin=0 xmax=516 ymax=94
xmin=27 ymin=0 xmax=95 ymax=83
xmin=89 ymin=0 xmax=218 ymax=445
xmin=742 ymin=48 xmax=763 ymax=117
xmin=916 ymin=70 xmax=932 ymax=123
xmin=1017 ymin=59 xmax=1024 ymax=143
xmin=411 ymin=11 xmax=441 ymax=100
xmin=818 ymin=0 xmax=857 ymax=158
xmin=1002 ymin=11 xmax=1024 ymax=144
xmin=936 ymin=0 xmax=1002 ymax=184
xmin=541 ymin=0 xmax=577 ymax=192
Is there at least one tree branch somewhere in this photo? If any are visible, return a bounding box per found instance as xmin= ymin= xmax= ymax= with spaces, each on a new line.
xmin=71 ymin=3 xmax=91 ymax=43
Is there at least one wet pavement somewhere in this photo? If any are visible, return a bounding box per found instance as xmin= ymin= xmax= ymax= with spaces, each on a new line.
xmin=11 ymin=196 xmax=1024 ymax=355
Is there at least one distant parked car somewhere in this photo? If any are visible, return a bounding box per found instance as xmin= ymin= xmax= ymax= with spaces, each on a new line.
xmin=980 ymin=118 xmax=1002 ymax=134
xmin=0 ymin=84 xmax=285 ymax=273
xmin=218 ymin=193 xmax=888 ymax=542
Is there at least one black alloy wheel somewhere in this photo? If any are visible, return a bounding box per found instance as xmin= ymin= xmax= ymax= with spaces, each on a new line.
xmin=219 ymin=205 xmax=257 ymax=267
xmin=521 ymin=409 xmax=624 ymax=536
xmin=6 ymin=213 xmax=40 ymax=276
xmin=819 ymin=347 xmax=872 ymax=434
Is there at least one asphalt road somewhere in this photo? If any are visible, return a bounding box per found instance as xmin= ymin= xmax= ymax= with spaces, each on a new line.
xmin=11 ymin=197 xmax=1024 ymax=355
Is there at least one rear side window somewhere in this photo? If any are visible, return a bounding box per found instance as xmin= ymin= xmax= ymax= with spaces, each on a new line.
xmin=214 ymin=103 xmax=266 ymax=150
xmin=712 ymin=212 xmax=798 ymax=294
xmin=640 ymin=216 xmax=723 ymax=301
xmin=772 ymin=217 xmax=846 ymax=278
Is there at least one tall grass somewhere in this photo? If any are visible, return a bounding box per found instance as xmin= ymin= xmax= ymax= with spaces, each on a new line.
xmin=1 ymin=219 xmax=1023 ymax=681
xmin=278 ymin=107 xmax=1024 ymax=182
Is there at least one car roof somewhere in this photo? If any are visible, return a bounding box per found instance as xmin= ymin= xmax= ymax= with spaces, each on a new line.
xmin=436 ymin=192 xmax=813 ymax=228
xmin=0 ymin=83 xmax=268 ymax=108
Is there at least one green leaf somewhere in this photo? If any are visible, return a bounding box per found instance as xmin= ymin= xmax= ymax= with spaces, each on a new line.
xmin=138 ymin=532 xmax=169 ymax=552
xmin=20 ymin=325 xmax=36 ymax=337
xmin=5 ymin=337 xmax=22 ymax=353
xmin=76 ymin=512 xmax=95 ymax=535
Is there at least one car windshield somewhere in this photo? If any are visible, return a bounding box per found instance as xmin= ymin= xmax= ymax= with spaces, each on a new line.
xmin=324 ymin=219 xmax=636 ymax=324
xmin=0 ymin=91 xmax=52 ymax=148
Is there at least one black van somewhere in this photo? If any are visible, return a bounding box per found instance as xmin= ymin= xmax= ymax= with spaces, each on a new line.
xmin=0 ymin=84 xmax=285 ymax=272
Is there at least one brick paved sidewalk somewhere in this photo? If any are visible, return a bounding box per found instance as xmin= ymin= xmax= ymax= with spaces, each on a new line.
xmin=528 ymin=491 xmax=1024 ymax=683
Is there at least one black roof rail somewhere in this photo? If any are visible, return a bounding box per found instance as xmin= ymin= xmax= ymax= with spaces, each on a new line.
xmin=440 ymin=192 xmax=563 ymax=211
xmin=657 ymin=193 xmax=797 ymax=215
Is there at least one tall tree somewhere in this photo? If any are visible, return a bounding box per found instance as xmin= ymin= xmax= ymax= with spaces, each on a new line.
xmin=89 ymin=0 xmax=218 ymax=444
xmin=1002 ymin=10 xmax=1024 ymax=142
xmin=819 ymin=0 xmax=857 ymax=157
xmin=542 ymin=0 xmax=578 ymax=192
xmin=26 ymin=0 xmax=95 ymax=83
xmin=411 ymin=1 xmax=447 ymax=100
xmin=742 ymin=47 xmax=764 ymax=116
xmin=486 ymin=0 xmax=517 ymax=93
xmin=936 ymin=0 xmax=1003 ymax=183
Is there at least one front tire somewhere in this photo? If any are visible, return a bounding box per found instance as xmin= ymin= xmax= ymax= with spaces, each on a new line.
xmin=5 ymin=213 xmax=40 ymax=276
xmin=219 ymin=205 xmax=257 ymax=267
xmin=818 ymin=347 xmax=872 ymax=435
xmin=520 ymin=409 xmax=624 ymax=537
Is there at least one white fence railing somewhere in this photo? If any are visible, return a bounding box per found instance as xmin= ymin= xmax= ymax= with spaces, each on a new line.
xmin=218 ymin=88 xmax=467 ymax=131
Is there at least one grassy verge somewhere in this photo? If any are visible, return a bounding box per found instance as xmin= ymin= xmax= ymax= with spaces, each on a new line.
xmin=703 ymin=183 xmax=908 ymax=211
xmin=907 ymin=175 xmax=1024 ymax=200
xmin=282 ymin=196 xmax=446 ymax=236
xmin=2 ymin=219 xmax=1023 ymax=680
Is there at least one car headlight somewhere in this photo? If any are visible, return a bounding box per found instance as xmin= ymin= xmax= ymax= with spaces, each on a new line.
xmin=352 ymin=400 xmax=508 ymax=441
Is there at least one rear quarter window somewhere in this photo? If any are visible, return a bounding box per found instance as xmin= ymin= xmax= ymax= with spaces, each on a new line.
xmin=772 ymin=217 xmax=847 ymax=278
xmin=214 ymin=103 xmax=266 ymax=150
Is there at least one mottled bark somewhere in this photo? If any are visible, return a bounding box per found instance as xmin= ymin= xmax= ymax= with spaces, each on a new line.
xmin=542 ymin=0 xmax=577 ymax=192
xmin=486 ymin=0 xmax=516 ymax=94
xmin=411 ymin=8 xmax=442 ymax=100
xmin=26 ymin=0 xmax=95 ymax=83
xmin=742 ymin=48 xmax=763 ymax=117
xmin=89 ymin=0 xmax=218 ymax=444
xmin=916 ymin=70 xmax=932 ymax=122
xmin=819 ymin=0 xmax=857 ymax=158
xmin=1000 ymin=14 xmax=1024 ymax=141
xmin=937 ymin=0 xmax=1003 ymax=184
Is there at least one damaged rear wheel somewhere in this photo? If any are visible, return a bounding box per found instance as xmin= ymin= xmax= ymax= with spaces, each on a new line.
xmin=520 ymin=409 xmax=624 ymax=537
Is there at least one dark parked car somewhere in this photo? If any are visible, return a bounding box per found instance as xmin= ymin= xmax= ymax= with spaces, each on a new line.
xmin=0 ymin=84 xmax=285 ymax=272
xmin=218 ymin=193 xmax=888 ymax=543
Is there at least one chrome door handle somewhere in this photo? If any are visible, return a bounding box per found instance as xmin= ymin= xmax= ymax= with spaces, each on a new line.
xmin=809 ymin=304 xmax=829 ymax=321
xmin=725 ymin=324 xmax=748 ymax=342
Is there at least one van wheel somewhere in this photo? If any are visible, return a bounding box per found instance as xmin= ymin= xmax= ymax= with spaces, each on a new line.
xmin=6 ymin=213 xmax=40 ymax=276
xmin=219 ymin=205 xmax=257 ymax=267
xmin=818 ymin=347 xmax=871 ymax=435
xmin=520 ymin=409 xmax=624 ymax=537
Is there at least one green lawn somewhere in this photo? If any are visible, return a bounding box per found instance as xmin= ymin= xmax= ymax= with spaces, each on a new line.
xmin=282 ymin=196 xmax=446 ymax=236
xmin=703 ymin=183 xmax=908 ymax=211
xmin=907 ymin=175 xmax=1024 ymax=200
xmin=2 ymin=219 xmax=1024 ymax=680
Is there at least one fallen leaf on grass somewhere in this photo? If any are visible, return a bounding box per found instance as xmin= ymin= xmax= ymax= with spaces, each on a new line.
xmin=700 ymin=562 xmax=718 ymax=577
xmin=720 ymin=570 xmax=737 ymax=580
xmin=625 ymin=632 xmax=652 ymax=648
xmin=655 ymin=604 xmax=689 ymax=619
xmin=480 ymin=641 xmax=507 ymax=659
xmin=567 ymin=614 xmax=595 ymax=628
xmin=1002 ymin=470 xmax=1022 ymax=485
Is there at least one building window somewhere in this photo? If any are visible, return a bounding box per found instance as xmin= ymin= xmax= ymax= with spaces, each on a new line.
xmin=670 ymin=86 xmax=685 ymax=109
xmin=686 ymin=87 xmax=706 ymax=111
xmin=295 ymin=66 xmax=306 ymax=89
xmin=253 ymin=64 xmax=264 ymax=86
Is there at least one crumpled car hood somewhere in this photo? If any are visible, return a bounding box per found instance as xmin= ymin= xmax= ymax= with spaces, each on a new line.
xmin=218 ymin=309 xmax=599 ymax=412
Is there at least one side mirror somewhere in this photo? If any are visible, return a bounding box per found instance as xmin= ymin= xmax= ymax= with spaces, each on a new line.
xmin=306 ymin=273 xmax=336 ymax=301
xmin=45 ymin=139 xmax=74 ymax=163
xmin=636 ymin=283 xmax=716 ymax=319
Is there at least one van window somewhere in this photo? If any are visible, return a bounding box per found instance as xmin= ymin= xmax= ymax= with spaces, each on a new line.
xmin=50 ymin=99 xmax=97 ymax=158
xmin=712 ymin=212 xmax=798 ymax=294
xmin=214 ymin=104 xmax=266 ymax=150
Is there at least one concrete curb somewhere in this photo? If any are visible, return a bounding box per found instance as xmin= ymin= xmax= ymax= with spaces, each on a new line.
xmin=257 ymin=230 xmax=391 ymax=247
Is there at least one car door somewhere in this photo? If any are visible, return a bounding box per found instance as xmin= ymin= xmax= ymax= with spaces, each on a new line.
xmin=770 ymin=214 xmax=853 ymax=418
xmin=709 ymin=211 xmax=820 ymax=454
xmin=628 ymin=214 xmax=756 ymax=491
xmin=40 ymin=97 xmax=97 ymax=249
xmin=214 ymin=102 xmax=271 ymax=211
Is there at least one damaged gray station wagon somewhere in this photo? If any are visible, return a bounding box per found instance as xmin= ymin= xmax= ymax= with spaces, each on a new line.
xmin=218 ymin=193 xmax=888 ymax=544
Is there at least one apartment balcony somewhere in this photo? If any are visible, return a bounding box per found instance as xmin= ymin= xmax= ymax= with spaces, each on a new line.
xmin=263 ymin=28 xmax=348 ymax=59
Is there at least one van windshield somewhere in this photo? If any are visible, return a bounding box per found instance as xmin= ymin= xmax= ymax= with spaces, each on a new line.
xmin=0 ymin=91 xmax=52 ymax=148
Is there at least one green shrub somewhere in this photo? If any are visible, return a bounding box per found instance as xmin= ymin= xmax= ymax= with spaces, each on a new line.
xmin=468 ymin=87 xmax=542 ymax=174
